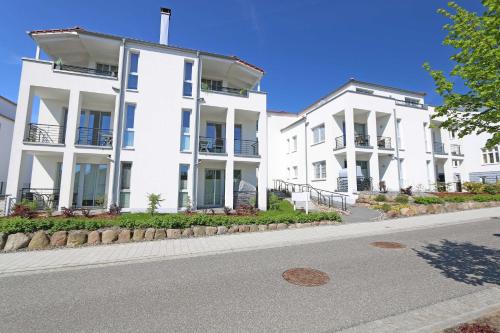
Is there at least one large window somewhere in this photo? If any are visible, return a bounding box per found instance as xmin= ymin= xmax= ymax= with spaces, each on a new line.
xmin=183 ymin=61 xmax=193 ymax=97
xmin=201 ymin=78 xmax=222 ymax=91
xmin=313 ymin=161 xmax=326 ymax=180
xmin=291 ymin=136 xmax=297 ymax=152
xmin=312 ymin=124 xmax=325 ymax=144
xmin=127 ymin=52 xmax=139 ymax=90
xmin=292 ymin=166 xmax=298 ymax=179
xmin=119 ymin=162 xmax=132 ymax=208
xmin=482 ymin=146 xmax=499 ymax=164
xmin=123 ymin=104 xmax=135 ymax=148
xmin=178 ymin=164 xmax=190 ymax=208
xmin=180 ymin=109 xmax=191 ymax=151
xmin=396 ymin=118 xmax=402 ymax=148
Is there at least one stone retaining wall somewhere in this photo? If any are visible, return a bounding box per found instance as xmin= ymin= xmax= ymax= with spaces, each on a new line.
xmin=386 ymin=201 xmax=500 ymax=218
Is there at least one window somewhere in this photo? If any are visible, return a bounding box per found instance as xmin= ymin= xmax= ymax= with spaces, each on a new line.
xmin=96 ymin=63 xmax=118 ymax=76
xmin=178 ymin=164 xmax=190 ymax=207
xmin=452 ymin=159 xmax=462 ymax=168
xmin=356 ymin=88 xmax=374 ymax=95
xmin=127 ymin=52 xmax=139 ymax=90
xmin=183 ymin=61 xmax=193 ymax=97
xmin=123 ymin=104 xmax=135 ymax=147
xmin=234 ymin=169 xmax=242 ymax=189
xmin=423 ymin=122 xmax=429 ymax=151
xmin=450 ymin=130 xmax=457 ymax=139
xmin=291 ymin=136 xmax=297 ymax=152
xmin=312 ymin=124 xmax=325 ymax=144
xmin=287 ymin=167 xmax=291 ymax=179
xmin=180 ymin=109 xmax=191 ymax=151
xmin=396 ymin=118 xmax=402 ymax=148
xmin=287 ymin=138 xmax=290 ymax=153
xmin=201 ymin=78 xmax=222 ymax=91
xmin=482 ymin=146 xmax=499 ymax=164
xmin=313 ymin=161 xmax=326 ymax=180
xmin=119 ymin=162 xmax=132 ymax=208
xmin=404 ymin=97 xmax=419 ymax=105
xmin=292 ymin=166 xmax=298 ymax=179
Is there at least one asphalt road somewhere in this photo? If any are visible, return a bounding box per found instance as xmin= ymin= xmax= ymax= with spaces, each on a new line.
xmin=0 ymin=218 xmax=499 ymax=332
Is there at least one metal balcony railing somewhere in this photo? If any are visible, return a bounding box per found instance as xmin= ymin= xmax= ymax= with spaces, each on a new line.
xmin=450 ymin=144 xmax=463 ymax=156
xmin=24 ymin=123 xmax=65 ymax=144
xmin=354 ymin=135 xmax=371 ymax=148
xmin=199 ymin=136 xmax=226 ymax=154
xmin=433 ymin=141 xmax=447 ymax=155
xmin=20 ymin=188 xmax=60 ymax=210
xmin=54 ymin=63 xmax=118 ymax=78
xmin=234 ymin=139 xmax=259 ymax=156
xmin=76 ymin=127 xmax=113 ymax=147
xmin=337 ymin=176 xmax=373 ymax=192
xmin=377 ymin=136 xmax=392 ymax=149
xmin=334 ymin=136 xmax=346 ymax=150
xmin=201 ymin=85 xmax=249 ymax=97
xmin=395 ymin=100 xmax=428 ymax=110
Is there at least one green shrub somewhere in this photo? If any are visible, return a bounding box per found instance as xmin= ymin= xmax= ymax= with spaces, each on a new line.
xmin=463 ymin=182 xmax=484 ymax=194
xmin=413 ymin=196 xmax=444 ymax=205
xmin=374 ymin=203 xmax=391 ymax=212
xmin=471 ymin=194 xmax=500 ymax=202
xmin=395 ymin=194 xmax=409 ymax=204
xmin=482 ymin=184 xmax=497 ymax=195
xmin=268 ymin=193 xmax=281 ymax=210
xmin=147 ymin=193 xmax=164 ymax=215
xmin=443 ymin=196 xmax=467 ymax=203
xmin=374 ymin=194 xmax=386 ymax=202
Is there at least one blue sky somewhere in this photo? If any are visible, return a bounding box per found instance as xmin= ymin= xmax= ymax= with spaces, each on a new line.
xmin=0 ymin=0 xmax=485 ymax=112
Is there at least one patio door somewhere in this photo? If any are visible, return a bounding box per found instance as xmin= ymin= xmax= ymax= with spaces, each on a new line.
xmin=79 ymin=110 xmax=111 ymax=145
xmin=204 ymin=169 xmax=225 ymax=207
xmin=73 ymin=163 xmax=108 ymax=207
xmin=206 ymin=123 xmax=225 ymax=153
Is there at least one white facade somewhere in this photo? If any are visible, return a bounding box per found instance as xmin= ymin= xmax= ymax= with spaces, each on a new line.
xmin=267 ymin=79 xmax=499 ymax=200
xmin=0 ymin=96 xmax=17 ymax=195
xmin=7 ymin=18 xmax=267 ymax=212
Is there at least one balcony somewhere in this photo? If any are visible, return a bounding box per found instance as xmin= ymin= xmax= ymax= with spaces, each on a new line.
xmin=199 ymin=136 xmax=226 ymax=154
xmin=234 ymin=139 xmax=259 ymax=157
xmin=53 ymin=63 xmax=118 ymax=78
xmin=201 ymin=84 xmax=249 ymax=97
xmin=433 ymin=141 xmax=447 ymax=155
xmin=334 ymin=136 xmax=346 ymax=150
xmin=76 ymin=127 xmax=113 ymax=147
xmin=20 ymin=188 xmax=60 ymax=210
xmin=24 ymin=123 xmax=65 ymax=145
xmin=337 ymin=176 xmax=373 ymax=192
xmin=451 ymin=144 xmax=463 ymax=156
xmin=377 ymin=136 xmax=393 ymax=150
xmin=355 ymin=135 xmax=371 ymax=148
xmin=395 ymin=100 xmax=428 ymax=110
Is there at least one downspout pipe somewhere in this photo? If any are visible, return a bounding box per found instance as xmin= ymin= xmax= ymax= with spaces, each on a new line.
xmin=392 ymin=108 xmax=402 ymax=190
xmin=304 ymin=117 xmax=309 ymax=185
xmin=192 ymin=51 xmax=202 ymax=209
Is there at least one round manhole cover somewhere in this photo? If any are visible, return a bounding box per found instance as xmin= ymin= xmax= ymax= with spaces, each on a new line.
xmin=282 ymin=268 xmax=330 ymax=286
xmin=370 ymin=241 xmax=406 ymax=249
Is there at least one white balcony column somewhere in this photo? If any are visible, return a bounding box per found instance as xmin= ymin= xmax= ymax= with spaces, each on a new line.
xmin=35 ymin=46 xmax=41 ymax=60
xmin=225 ymin=108 xmax=234 ymax=156
xmin=443 ymin=158 xmax=454 ymax=188
xmin=369 ymin=153 xmax=380 ymax=191
xmin=367 ymin=110 xmax=377 ymax=148
xmin=224 ymin=160 xmax=234 ymax=209
xmin=58 ymin=152 xmax=76 ymax=210
xmin=6 ymin=86 xmax=34 ymax=197
xmin=345 ymin=108 xmax=357 ymax=193
xmin=65 ymin=90 xmax=81 ymax=146
xmin=257 ymin=111 xmax=267 ymax=210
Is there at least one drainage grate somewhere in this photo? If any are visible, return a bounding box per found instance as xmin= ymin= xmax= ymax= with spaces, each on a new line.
xmin=370 ymin=241 xmax=406 ymax=249
xmin=282 ymin=268 xmax=330 ymax=287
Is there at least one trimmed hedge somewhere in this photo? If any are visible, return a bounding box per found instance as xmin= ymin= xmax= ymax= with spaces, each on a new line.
xmin=414 ymin=194 xmax=500 ymax=205
xmin=413 ymin=197 xmax=444 ymax=205
xmin=0 ymin=211 xmax=342 ymax=235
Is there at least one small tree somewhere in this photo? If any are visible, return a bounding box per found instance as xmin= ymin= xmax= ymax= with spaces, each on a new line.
xmin=147 ymin=193 xmax=164 ymax=215
xmin=423 ymin=0 xmax=499 ymax=148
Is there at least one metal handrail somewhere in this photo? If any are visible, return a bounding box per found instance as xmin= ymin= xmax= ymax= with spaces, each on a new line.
xmin=273 ymin=179 xmax=348 ymax=211
xmin=337 ymin=176 xmax=373 ymax=192
xmin=354 ymin=134 xmax=370 ymax=147
xmin=450 ymin=144 xmax=463 ymax=156
xmin=54 ymin=63 xmax=118 ymax=78
xmin=433 ymin=141 xmax=447 ymax=154
xmin=395 ymin=100 xmax=428 ymax=110
xmin=334 ymin=135 xmax=346 ymax=149
xmin=20 ymin=188 xmax=60 ymax=210
xmin=201 ymin=85 xmax=249 ymax=97
xmin=199 ymin=136 xmax=226 ymax=153
xmin=76 ymin=127 xmax=113 ymax=147
xmin=234 ymin=139 xmax=259 ymax=156
xmin=24 ymin=123 xmax=65 ymax=144
xmin=377 ymin=136 xmax=392 ymax=149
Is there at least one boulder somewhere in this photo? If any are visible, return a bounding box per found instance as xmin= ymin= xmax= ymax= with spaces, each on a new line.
xmin=87 ymin=231 xmax=101 ymax=245
xmin=154 ymin=229 xmax=166 ymax=240
xmin=217 ymin=226 xmax=228 ymax=235
xmin=102 ymin=229 xmax=119 ymax=244
xmin=205 ymin=227 xmax=217 ymax=236
xmin=66 ymin=231 xmax=87 ymax=247
xmin=268 ymin=223 xmax=277 ymax=230
xmin=144 ymin=228 xmax=156 ymax=241
xmin=167 ymin=229 xmax=181 ymax=239
xmin=132 ymin=229 xmax=145 ymax=241
xmin=228 ymin=225 xmax=239 ymax=233
xmin=400 ymin=207 xmax=410 ymax=216
xmin=295 ymin=223 xmax=305 ymax=228
xmin=50 ymin=231 xmax=68 ymax=247
xmin=238 ymin=225 xmax=250 ymax=233
xmin=249 ymin=225 xmax=258 ymax=232
xmin=303 ymin=223 xmax=312 ymax=227
xmin=312 ymin=221 xmax=321 ymax=226
xmin=319 ymin=221 xmax=329 ymax=226
xmin=288 ymin=223 xmax=297 ymax=228
xmin=28 ymin=231 xmax=50 ymax=250
xmin=258 ymin=225 xmax=268 ymax=231
xmin=277 ymin=223 xmax=287 ymax=230
xmin=4 ymin=233 xmax=30 ymax=251
xmin=182 ymin=228 xmax=194 ymax=237
xmin=118 ymin=229 xmax=131 ymax=243
xmin=0 ymin=233 xmax=7 ymax=250
xmin=192 ymin=226 xmax=206 ymax=237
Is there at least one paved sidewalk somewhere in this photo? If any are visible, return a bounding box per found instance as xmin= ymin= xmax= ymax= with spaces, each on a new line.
xmin=0 ymin=207 xmax=498 ymax=276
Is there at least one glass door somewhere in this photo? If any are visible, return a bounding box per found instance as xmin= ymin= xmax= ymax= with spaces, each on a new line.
xmin=206 ymin=122 xmax=225 ymax=153
xmin=79 ymin=110 xmax=112 ymax=145
xmin=73 ymin=163 xmax=108 ymax=207
xmin=204 ymin=169 xmax=225 ymax=207
xmin=234 ymin=124 xmax=242 ymax=154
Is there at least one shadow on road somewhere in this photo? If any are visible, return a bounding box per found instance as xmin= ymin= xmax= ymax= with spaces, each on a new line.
xmin=414 ymin=240 xmax=500 ymax=286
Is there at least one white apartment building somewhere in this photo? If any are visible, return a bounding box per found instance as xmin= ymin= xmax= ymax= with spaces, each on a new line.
xmin=267 ymin=79 xmax=499 ymax=202
xmin=6 ymin=8 xmax=268 ymax=212
xmin=0 ymin=96 xmax=17 ymax=195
